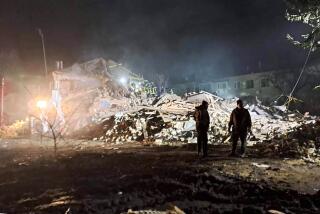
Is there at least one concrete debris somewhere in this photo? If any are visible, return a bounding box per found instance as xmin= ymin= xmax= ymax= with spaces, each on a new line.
xmin=254 ymin=120 xmax=320 ymax=161
xmin=0 ymin=120 xmax=29 ymax=138
xmin=124 ymin=210 xmax=166 ymax=214
xmin=251 ymin=163 xmax=270 ymax=168
xmin=50 ymin=58 xmax=319 ymax=162
xmin=51 ymin=58 xmax=158 ymax=135
xmin=73 ymin=91 xmax=320 ymax=160
xmin=123 ymin=205 xmax=185 ymax=214
xmin=268 ymin=210 xmax=286 ymax=214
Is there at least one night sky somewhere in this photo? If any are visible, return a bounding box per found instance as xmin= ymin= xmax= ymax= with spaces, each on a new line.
xmin=0 ymin=0 xmax=312 ymax=84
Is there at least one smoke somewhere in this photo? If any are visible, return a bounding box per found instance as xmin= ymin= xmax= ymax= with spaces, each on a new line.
xmin=0 ymin=0 xmax=310 ymax=83
xmin=76 ymin=0 xmax=309 ymax=85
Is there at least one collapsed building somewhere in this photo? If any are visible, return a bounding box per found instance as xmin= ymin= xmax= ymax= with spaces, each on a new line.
xmin=72 ymin=89 xmax=320 ymax=162
xmin=25 ymin=58 xmax=319 ymax=162
xmin=50 ymin=58 xmax=156 ymax=133
xmin=172 ymin=65 xmax=320 ymax=114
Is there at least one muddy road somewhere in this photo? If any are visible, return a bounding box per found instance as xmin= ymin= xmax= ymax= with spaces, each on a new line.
xmin=0 ymin=140 xmax=319 ymax=213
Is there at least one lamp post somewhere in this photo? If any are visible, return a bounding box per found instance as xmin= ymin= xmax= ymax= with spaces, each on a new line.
xmin=38 ymin=29 xmax=48 ymax=77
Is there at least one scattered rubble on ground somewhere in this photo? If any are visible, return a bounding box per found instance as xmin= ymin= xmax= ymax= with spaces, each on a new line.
xmin=71 ymin=90 xmax=320 ymax=162
xmin=254 ymin=120 xmax=320 ymax=162
xmin=22 ymin=58 xmax=319 ymax=162
xmin=122 ymin=205 xmax=185 ymax=214
xmin=3 ymin=142 xmax=320 ymax=213
xmin=0 ymin=120 xmax=29 ymax=138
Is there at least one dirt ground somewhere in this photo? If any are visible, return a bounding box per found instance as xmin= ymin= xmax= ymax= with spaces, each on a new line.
xmin=0 ymin=139 xmax=319 ymax=214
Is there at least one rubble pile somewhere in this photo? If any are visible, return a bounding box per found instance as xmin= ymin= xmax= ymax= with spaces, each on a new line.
xmin=87 ymin=91 xmax=319 ymax=155
xmin=255 ymin=120 xmax=320 ymax=161
xmin=103 ymin=109 xmax=165 ymax=143
xmin=0 ymin=120 xmax=29 ymax=138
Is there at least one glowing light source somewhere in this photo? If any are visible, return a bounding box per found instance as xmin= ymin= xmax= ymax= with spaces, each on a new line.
xmin=135 ymin=82 xmax=141 ymax=89
xmin=36 ymin=100 xmax=47 ymax=109
xmin=119 ymin=77 xmax=127 ymax=84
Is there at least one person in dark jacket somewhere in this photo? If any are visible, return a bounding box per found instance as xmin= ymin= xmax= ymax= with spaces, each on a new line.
xmin=228 ymin=99 xmax=252 ymax=157
xmin=195 ymin=100 xmax=210 ymax=157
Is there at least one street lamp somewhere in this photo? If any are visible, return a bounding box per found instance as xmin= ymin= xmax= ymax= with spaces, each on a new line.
xmin=36 ymin=100 xmax=47 ymax=109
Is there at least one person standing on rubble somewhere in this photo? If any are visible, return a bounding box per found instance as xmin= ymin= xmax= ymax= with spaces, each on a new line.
xmin=195 ymin=100 xmax=210 ymax=157
xmin=228 ymin=99 xmax=252 ymax=157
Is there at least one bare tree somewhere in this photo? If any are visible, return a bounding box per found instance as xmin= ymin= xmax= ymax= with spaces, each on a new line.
xmin=286 ymin=0 xmax=320 ymax=50
xmin=268 ymin=71 xmax=310 ymax=105
xmin=269 ymin=71 xmax=308 ymax=94
xmin=28 ymin=94 xmax=83 ymax=156
xmin=31 ymin=103 xmax=62 ymax=155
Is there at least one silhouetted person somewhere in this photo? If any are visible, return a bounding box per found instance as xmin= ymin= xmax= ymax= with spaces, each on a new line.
xmin=228 ymin=99 xmax=252 ymax=157
xmin=195 ymin=100 xmax=210 ymax=157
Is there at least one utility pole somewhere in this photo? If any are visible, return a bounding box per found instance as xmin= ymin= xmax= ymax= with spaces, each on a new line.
xmin=38 ymin=28 xmax=48 ymax=77
xmin=1 ymin=77 xmax=4 ymax=126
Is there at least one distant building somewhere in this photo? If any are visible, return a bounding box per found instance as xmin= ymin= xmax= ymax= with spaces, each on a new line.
xmin=173 ymin=71 xmax=280 ymax=101
xmin=199 ymin=71 xmax=280 ymax=103
xmin=172 ymin=64 xmax=320 ymax=105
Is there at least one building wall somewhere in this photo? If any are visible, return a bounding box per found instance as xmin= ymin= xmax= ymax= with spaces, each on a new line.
xmin=173 ymin=71 xmax=282 ymax=102
xmin=172 ymin=82 xmax=199 ymax=95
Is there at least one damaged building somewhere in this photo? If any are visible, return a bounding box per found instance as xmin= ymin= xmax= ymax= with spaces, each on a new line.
xmin=173 ymin=64 xmax=320 ymax=111
xmin=1 ymin=57 xmax=319 ymax=164
xmin=50 ymin=58 xmax=155 ymax=133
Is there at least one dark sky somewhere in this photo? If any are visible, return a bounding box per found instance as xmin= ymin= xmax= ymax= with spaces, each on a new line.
xmin=0 ymin=0 xmax=311 ymax=84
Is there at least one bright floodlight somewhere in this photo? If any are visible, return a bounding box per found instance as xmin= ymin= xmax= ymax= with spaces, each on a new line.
xmin=119 ymin=77 xmax=127 ymax=84
xmin=36 ymin=100 xmax=47 ymax=109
